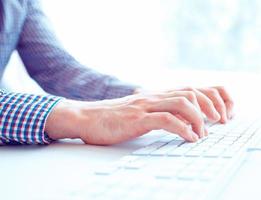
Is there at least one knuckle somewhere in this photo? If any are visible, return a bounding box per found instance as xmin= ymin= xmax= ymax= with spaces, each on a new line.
xmin=208 ymin=88 xmax=219 ymax=96
xmin=205 ymin=98 xmax=215 ymax=108
xmin=199 ymin=117 xmax=204 ymax=127
xmin=132 ymin=97 xmax=155 ymax=106
xmin=213 ymin=86 xmax=225 ymax=93
xmin=181 ymin=124 xmax=189 ymax=133
xmin=124 ymin=105 xmax=146 ymax=120
xmin=215 ymin=103 xmax=226 ymax=113
xmin=132 ymin=97 xmax=147 ymax=105
xmin=179 ymin=124 xmax=190 ymax=136
xmin=215 ymin=103 xmax=225 ymax=111
xmin=159 ymin=113 xmax=173 ymax=125
xmin=194 ymin=112 xmax=204 ymax=126
xmin=216 ymin=86 xmax=226 ymax=92
xmin=132 ymin=94 xmax=160 ymax=104
xmin=185 ymin=86 xmax=195 ymax=91
xmin=186 ymin=91 xmax=197 ymax=101
xmin=226 ymin=99 xmax=234 ymax=107
xmin=176 ymin=97 xmax=190 ymax=107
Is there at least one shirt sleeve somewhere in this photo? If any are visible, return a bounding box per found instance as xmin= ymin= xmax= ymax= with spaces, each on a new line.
xmin=17 ymin=0 xmax=138 ymax=101
xmin=0 ymin=90 xmax=62 ymax=145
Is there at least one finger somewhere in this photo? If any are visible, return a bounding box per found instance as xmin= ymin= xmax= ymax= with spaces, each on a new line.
xmin=162 ymin=89 xmax=220 ymax=122
xmin=199 ymin=88 xmax=227 ymax=123
xmin=158 ymin=91 xmax=201 ymax=112
xmin=187 ymin=89 xmax=220 ymax=122
xmin=174 ymin=114 xmax=211 ymax=137
xmin=143 ymin=112 xmax=199 ymax=142
xmin=147 ymin=97 xmax=205 ymax=138
xmin=166 ymin=88 xmax=220 ymax=122
xmin=213 ymin=86 xmax=234 ymax=119
xmin=175 ymin=114 xmax=190 ymax=124
xmin=175 ymin=113 xmax=210 ymax=137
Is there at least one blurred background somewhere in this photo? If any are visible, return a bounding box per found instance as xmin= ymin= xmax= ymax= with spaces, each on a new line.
xmin=2 ymin=0 xmax=261 ymax=93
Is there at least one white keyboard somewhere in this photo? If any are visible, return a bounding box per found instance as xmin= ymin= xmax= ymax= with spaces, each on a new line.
xmin=67 ymin=115 xmax=261 ymax=200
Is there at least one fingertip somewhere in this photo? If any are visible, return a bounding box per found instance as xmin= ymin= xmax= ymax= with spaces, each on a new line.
xmin=220 ymin=116 xmax=228 ymax=124
xmin=190 ymin=130 xmax=199 ymax=142
xmin=193 ymin=126 xmax=204 ymax=139
xmin=200 ymin=126 xmax=205 ymax=138
xmin=209 ymin=111 xmax=221 ymax=123
xmin=191 ymin=123 xmax=204 ymax=139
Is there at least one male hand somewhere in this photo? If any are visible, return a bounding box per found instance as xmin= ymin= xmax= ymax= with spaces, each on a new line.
xmin=45 ymin=86 xmax=234 ymax=145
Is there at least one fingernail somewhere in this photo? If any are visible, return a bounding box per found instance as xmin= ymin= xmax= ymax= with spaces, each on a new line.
xmin=204 ymin=128 xmax=209 ymax=137
xmin=201 ymin=127 xmax=205 ymax=138
xmin=222 ymin=114 xmax=228 ymax=123
xmin=190 ymin=130 xmax=199 ymax=142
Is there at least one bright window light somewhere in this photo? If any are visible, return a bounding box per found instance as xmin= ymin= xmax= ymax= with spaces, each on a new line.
xmin=42 ymin=0 xmax=261 ymax=75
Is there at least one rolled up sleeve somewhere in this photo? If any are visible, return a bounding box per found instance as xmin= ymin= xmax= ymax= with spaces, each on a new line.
xmin=0 ymin=90 xmax=62 ymax=145
xmin=17 ymin=0 xmax=138 ymax=101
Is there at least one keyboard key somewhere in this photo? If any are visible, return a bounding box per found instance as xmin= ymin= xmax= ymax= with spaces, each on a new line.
xmin=222 ymin=149 xmax=239 ymax=158
xmin=124 ymin=160 xmax=146 ymax=170
xmin=133 ymin=142 xmax=166 ymax=156
xmin=157 ymin=135 xmax=181 ymax=143
xmin=95 ymin=165 xmax=119 ymax=175
xmin=199 ymin=171 xmax=217 ymax=181
xmin=220 ymin=140 xmax=234 ymax=145
xmin=180 ymin=142 xmax=198 ymax=148
xmin=167 ymin=147 xmax=189 ymax=156
xmin=89 ymin=115 xmax=261 ymax=200
xmin=203 ymin=149 xmax=225 ymax=157
xmin=185 ymin=150 xmax=203 ymax=157
xmin=119 ymin=155 xmax=139 ymax=162
xmin=191 ymin=146 xmax=210 ymax=152
xmin=150 ymin=140 xmax=184 ymax=156
xmin=177 ymin=170 xmax=199 ymax=180
xmin=154 ymin=169 xmax=178 ymax=179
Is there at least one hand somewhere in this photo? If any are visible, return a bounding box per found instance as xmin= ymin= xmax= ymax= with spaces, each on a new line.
xmin=175 ymin=86 xmax=234 ymax=123
xmin=45 ymin=86 xmax=233 ymax=145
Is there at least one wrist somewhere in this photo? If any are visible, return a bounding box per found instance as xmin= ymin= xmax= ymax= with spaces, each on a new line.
xmin=133 ymin=88 xmax=147 ymax=94
xmin=45 ymin=99 xmax=84 ymax=140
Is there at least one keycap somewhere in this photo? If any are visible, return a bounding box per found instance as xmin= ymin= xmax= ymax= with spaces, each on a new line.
xmin=185 ymin=150 xmax=203 ymax=157
xmin=150 ymin=140 xmax=184 ymax=156
xmin=177 ymin=170 xmax=199 ymax=180
xmin=203 ymin=148 xmax=225 ymax=157
xmin=222 ymin=149 xmax=239 ymax=158
xmin=89 ymin=114 xmax=261 ymax=200
xmin=180 ymin=142 xmax=198 ymax=148
xmin=154 ymin=169 xmax=178 ymax=179
xmin=167 ymin=147 xmax=189 ymax=156
xmin=157 ymin=135 xmax=181 ymax=143
xmin=199 ymin=171 xmax=217 ymax=181
xmin=132 ymin=142 xmax=166 ymax=156
xmin=124 ymin=160 xmax=146 ymax=170
xmin=95 ymin=165 xmax=119 ymax=175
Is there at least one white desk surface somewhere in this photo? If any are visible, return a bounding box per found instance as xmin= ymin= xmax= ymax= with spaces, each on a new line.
xmin=1 ymin=70 xmax=261 ymax=200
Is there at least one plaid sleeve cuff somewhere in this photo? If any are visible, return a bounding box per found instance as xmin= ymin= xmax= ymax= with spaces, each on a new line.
xmin=0 ymin=91 xmax=62 ymax=145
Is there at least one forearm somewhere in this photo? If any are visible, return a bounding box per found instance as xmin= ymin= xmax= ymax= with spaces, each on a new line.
xmin=18 ymin=0 xmax=138 ymax=101
xmin=0 ymin=90 xmax=62 ymax=145
xmin=45 ymin=99 xmax=83 ymax=140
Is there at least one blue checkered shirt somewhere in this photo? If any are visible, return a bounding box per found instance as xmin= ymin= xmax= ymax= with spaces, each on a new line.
xmin=0 ymin=0 xmax=137 ymax=145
